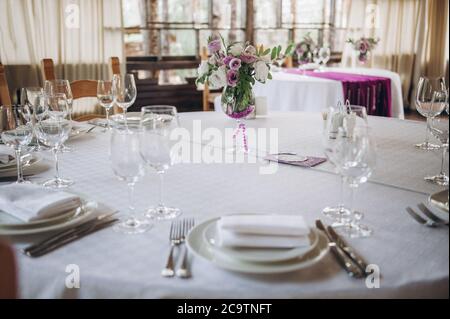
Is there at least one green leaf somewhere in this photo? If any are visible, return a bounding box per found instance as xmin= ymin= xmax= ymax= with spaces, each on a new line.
xmin=284 ymin=43 xmax=294 ymax=56
xmin=277 ymin=45 xmax=282 ymax=57
xmin=271 ymin=47 xmax=277 ymax=60
xmin=262 ymin=48 xmax=271 ymax=56
xmin=267 ymin=73 xmax=272 ymax=80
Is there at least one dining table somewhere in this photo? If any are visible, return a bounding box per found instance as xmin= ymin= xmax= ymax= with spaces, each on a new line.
xmin=2 ymin=111 xmax=448 ymax=298
xmin=214 ymin=67 xmax=405 ymax=119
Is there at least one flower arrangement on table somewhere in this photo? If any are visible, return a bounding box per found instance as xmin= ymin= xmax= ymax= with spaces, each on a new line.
xmin=295 ymin=33 xmax=317 ymax=65
xmin=347 ymin=37 xmax=379 ymax=64
xmin=196 ymin=34 xmax=293 ymax=152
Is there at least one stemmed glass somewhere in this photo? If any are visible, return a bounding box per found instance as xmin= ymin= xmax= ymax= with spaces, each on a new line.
xmin=0 ymin=105 xmax=33 ymax=183
xmin=44 ymin=80 xmax=74 ymax=152
xmin=318 ymin=47 xmax=331 ymax=71
xmin=313 ymin=48 xmax=322 ymax=67
xmin=35 ymin=93 xmax=74 ymax=188
xmin=112 ymin=74 xmax=137 ymax=117
xmin=21 ymin=88 xmax=49 ymax=151
xmin=140 ymin=106 xmax=182 ymax=220
xmin=322 ymin=103 xmax=369 ymax=224
xmin=97 ymin=80 xmax=115 ymax=131
xmin=110 ymin=119 xmax=151 ymax=234
xmin=425 ymin=111 xmax=449 ymax=186
xmin=415 ymin=77 xmax=447 ymax=150
xmin=335 ymin=126 xmax=376 ymax=238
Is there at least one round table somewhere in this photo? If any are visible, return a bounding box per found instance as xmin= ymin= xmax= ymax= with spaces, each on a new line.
xmin=8 ymin=112 xmax=448 ymax=298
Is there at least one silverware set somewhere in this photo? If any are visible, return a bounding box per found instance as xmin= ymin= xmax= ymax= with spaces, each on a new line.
xmin=22 ymin=212 xmax=119 ymax=257
xmin=406 ymin=203 xmax=449 ymax=228
xmin=162 ymin=218 xmax=195 ymax=279
xmin=316 ymin=219 xmax=369 ymax=278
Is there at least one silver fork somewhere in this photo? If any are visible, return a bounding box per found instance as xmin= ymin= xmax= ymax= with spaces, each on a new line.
xmin=161 ymin=221 xmax=182 ymax=277
xmin=418 ymin=203 xmax=449 ymax=227
xmin=406 ymin=207 xmax=439 ymax=228
xmin=176 ymin=218 xmax=195 ymax=278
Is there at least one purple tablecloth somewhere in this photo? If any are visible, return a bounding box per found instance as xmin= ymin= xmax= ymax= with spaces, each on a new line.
xmin=285 ymin=69 xmax=392 ymax=117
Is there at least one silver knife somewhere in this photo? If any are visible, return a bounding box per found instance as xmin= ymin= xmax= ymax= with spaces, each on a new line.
xmin=315 ymin=220 xmax=365 ymax=278
xmin=26 ymin=218 xmax=118 ymax=257
xmin=327 ymin=225 xmax=369 ymax=275
xmin=23 ymin=212 xmax=118 ymax=255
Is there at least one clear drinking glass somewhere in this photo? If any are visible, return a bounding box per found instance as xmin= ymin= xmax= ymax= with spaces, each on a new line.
xmin=35 ymin=93 xmax=74 ymax=188
xmin=112 ymin=74 xmax=137 ymax=117
xmin=425 ymin=112 xmax=449 ymax=186
xmin=318 ymin=47 xmax=331 ymax=71
xmin=322 ymin=104 xmax=369 ymax=224
xmin=415 ymin=77 xmax=447 ymax=150
xmin=140 ymin=105 xmax=182 ymax=220
xmin=110 ymin=120 xmax=151 ymax=234
xmin=97 ymin=80 xmax=115 ymax=131
xmin=44 ymin=80 xmax=74 ymax=152
xmin=335 ymin=126 xmax=376 ymax=238
xmin=0 ymin=105 xmax=33 ymax=183
xmin=21 ymin=87 xmax=49 ymax=152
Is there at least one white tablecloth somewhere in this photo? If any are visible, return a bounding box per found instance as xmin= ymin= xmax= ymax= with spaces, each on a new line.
xmin=214 ymin=67 xmax=405 ymax=119
xmin=3 ymin=112 xmax=448 ymax=298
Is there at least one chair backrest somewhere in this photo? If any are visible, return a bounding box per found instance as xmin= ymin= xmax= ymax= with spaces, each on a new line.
xmin=200 ymin=47 xmax=211 ymax=112
xmin=0 ymin=240 xmax=18 ymax=299
xmin=41 ymin=58 xmax=56 ymax=81
xmin=0 ymin=63 xmax=12 ymax=106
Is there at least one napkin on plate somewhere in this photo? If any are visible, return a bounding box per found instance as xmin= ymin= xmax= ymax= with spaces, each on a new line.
xmin=217 ymin=215 xmax=310 ymax=248
xmin=0 ymin=184 xmax=82 ymax=222
xmin=0 ymin=154 xmax=13 ymax=165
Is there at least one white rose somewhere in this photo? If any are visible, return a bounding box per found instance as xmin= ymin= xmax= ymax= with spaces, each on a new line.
xmin=260 ymin=53 xmax=271 ymax=63
xmin=229 ymin=43 xmax=244 ymax=56
xmin=208 ymin=66 xmax=227 ymax=89
xmin=254 ymin=61 xmax=269 ymax=82
xmin=245 ymin=45 xmax=257 ymax=55
xmin=197 ymin=61 xmax=209 ymax=77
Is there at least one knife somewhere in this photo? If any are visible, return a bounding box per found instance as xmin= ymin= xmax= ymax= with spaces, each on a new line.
xmin=315 ymin=220 xmax=365 ymax=278
xmin=25 ymin=218 xmax=118 ymax=257
xmin=327 ymin=225 xmax=369 ymax=275
xmin=23 ymin=212 xmax=118 ymax=255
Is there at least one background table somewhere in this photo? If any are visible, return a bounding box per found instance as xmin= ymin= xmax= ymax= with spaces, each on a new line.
xmin=214 ymin=67 xmax=405 ymax=119
xmin=4 ymin=112 xmax=448 ymax=298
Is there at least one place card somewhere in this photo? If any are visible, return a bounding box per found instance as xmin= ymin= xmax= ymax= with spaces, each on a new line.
xmin=264 ymin=153 xmax=327 ymax=168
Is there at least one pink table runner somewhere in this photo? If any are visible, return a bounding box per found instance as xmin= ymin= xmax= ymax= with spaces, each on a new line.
xmin=285 ymin=69 xmax=392 ymax=117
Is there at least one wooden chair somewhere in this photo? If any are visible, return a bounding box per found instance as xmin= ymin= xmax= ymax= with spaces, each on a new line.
xmin=0 ymin=63 xmax=12 ymax=106
xmin=200 ymin=47 xmax=220 ymax=112
xmin=0 ymin=240 xmax=18 ymax=299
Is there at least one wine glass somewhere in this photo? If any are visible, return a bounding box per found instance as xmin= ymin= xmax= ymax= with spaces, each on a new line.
xmin=335 ymin=126 xmax=376 ymax=238
xmin=322 ymin=103 xmax=368 ymax=224
xmin=110 ymin=120 xmax=151 ymax=234
xmin=140 ymin=105 xmax=181 ymax=220
xmin=425 ymin=110 xmax=449 ymax=186
xmin=112 ymin=74 xmax=137 ymax=116
xmin=318 ymin=47 xmax=331 ymax=71
xmin=415 ymin=77 xmax=447 ymax=150
xmin=44 ymin=80 xmax=74 ymax=152
xmin=0 ymin=105 xmax=33 ymax=183
xmin=97 ymin=80 xmax=115 ymax=131
xmin=35 ymin=93 xmax=74 ymax=188
xmin=21 ymin=87 xmax=49 ymax=151
xmin=313 ymin=48 xmax=322 ymax=67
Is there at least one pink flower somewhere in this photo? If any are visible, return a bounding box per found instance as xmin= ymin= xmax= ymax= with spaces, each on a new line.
xmin=208 ymin=39 xmax=221 ymax=54
xmin=227 ymin=70 xmax=239 ymax=87
xmin=229 ymin=58 xmax=241 ymax=70
xmin=223 ymin=55 xmax=233 ymax=66
xmin=240 ymin=54 xmax=257 ymax=64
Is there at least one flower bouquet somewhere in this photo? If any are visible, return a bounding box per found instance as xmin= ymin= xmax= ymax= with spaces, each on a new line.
xmin=197 ymin=35 xmax=293 ymax=153
xmin=295 ymin=33 xmax=316 ymax=65
xmin=347 ymin=37 xmax=379 ymax=64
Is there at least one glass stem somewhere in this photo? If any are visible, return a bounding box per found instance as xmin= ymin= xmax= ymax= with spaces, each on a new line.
xmin=158 ymin=172 xmax=164 ymax=207
xmin=425 ymin=118 xmax=431 ymax=144
xmin=53 ymin=148 xmax=60 ymax=181
xmin=106 ymin=108 xmax=110 ymax=131
xmin=338 ymin=174 xmax=345 ymax=208
xmin=127 ymin=182 xmax=136 ymax=221
xmin=15 ymin=149 xmax=24 ymax=183
xmin=440 ymin=146 xmax=448 ymax=176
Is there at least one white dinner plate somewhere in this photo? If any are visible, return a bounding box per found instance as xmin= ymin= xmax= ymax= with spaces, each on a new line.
xmin=203 ymin=221 xmax=319 ymax=263
xmin=429 ymin=190 xmax=449 ymax=213
xmin=0 ymin=201 xmax=96 ymax=236
xmin=0 ymin=154 xmax=44 ymax=178
xmin=187 ymin=218 xmax=329 ymax=274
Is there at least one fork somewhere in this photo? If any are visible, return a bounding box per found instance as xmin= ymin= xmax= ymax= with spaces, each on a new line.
xmin=418 ymin=203 xmax=449 ymax=227
xmin=176 ymin=218 xmax=195 ymax=278
xmin=161 ymin=221 xmax=182 ymax=277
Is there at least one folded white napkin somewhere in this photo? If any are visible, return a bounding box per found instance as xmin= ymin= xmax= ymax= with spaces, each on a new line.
xmin=0 ymin=184 xmax=82 ymax=222
xmin=0 ymin=154 xmax=13 ymax=165
xmin=298 ymin=63 xmax=320 ymax=70
xmin=218 ymin=215 xmax=309 ymax=236
xmin=217 ymin=229 xmax=310 ymax=248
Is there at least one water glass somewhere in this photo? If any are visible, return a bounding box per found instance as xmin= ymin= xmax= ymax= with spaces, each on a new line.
xmin=97 ymin=80 xmax=115 ymax=131
xmin=112 ymin=74 xmax=137 ymax=116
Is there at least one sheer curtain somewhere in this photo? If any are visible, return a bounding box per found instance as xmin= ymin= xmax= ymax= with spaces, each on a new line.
xmin=340 ymin=0 xmax=449 ymax=109
xmin=0 ymin=0 xmax=123 ymax=102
